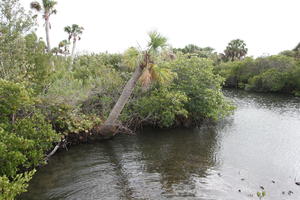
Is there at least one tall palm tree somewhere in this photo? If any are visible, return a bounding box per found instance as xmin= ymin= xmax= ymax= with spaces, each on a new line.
xmin=64 ymin=24 xmax=84 ymax=63
xmin=30 ymin=0 xmax=57 ymax=52
xmin=224 ymin=39 xmax=248 ymax=61
xmin=101 ymin=31 xmax=169 ymax=136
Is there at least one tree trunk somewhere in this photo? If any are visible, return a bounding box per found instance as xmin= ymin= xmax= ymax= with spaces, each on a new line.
xmin=71 ymin=39 xmax=76 ymax=60
xmin=97 ymin=64 xmax=145 ymax=138
xmin=69 ymin=39 xmax=76 ymax=70
xmin=45 ymin=18 xmax=51 ymax=52
xmin=105 ymin=64 xmax=144 ymax=126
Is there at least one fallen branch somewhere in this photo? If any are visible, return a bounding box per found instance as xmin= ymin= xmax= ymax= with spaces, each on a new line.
xmin=45 ymin=139 xmax=66 ymax=160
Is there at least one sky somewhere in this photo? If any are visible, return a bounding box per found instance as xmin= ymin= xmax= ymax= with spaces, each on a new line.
xmin=19 ymin=0 xmax=300 ymax=57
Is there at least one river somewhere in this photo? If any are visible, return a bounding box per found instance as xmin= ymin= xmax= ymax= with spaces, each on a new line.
xmin=20 ymin=90 xmax=300 ymax=200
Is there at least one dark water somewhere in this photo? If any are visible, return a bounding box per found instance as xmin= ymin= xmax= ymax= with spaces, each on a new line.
xmin=20 ymin=90 xmax=300 ymax=200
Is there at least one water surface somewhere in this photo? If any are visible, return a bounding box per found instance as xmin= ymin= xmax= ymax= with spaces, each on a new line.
xmin=20 ymin=90 xmax=300 ymax=199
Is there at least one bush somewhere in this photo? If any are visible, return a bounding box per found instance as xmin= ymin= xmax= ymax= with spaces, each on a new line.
xmin=171 ymin=56 xmax=234 ymax=121
xmin=0 ymin=80 xmax=32 ymax=120
xmin=215 ymin=55 xmax=298 ymax=94
xmin=123 ymin=88 xmax=188 ymax=128
xmin=72 ymin=55 xmax=127 ymax=117
xmin=45 ymin=103 xmax=100 ymax=136
xmin=121 ymin=55 xmax=234 ymax=128
xmin=287 ymin=64 xmax=300 ymax=96
xmin=0 ymin=80 xmax=59 ymax=199
xmin=246 ymin=69 xmax=287 ymax=92
xmin=0 ymin=171 xmax=35 ymax=200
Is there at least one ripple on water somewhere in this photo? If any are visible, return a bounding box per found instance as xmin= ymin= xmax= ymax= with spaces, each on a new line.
xmin=20 ymin=90 xmax=300 ymax=200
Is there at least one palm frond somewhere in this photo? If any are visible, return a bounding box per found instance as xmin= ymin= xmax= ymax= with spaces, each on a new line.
xmin=147 ymin=31 xmax=167 ymax=52
xmin=43 ymin=0 xmax=57 ymax=10
xmin=122 ymin=47 xmax=141 ymax=70
xmin=64 ymin=26 xmax=72 ymax=34
xmin=64 ymin=24 xmax=84 ymax=41
xmin=150 ymin=64 xmax=176 ymax=85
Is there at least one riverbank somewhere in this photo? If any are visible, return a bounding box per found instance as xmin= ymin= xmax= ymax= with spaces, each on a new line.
xmin=1 ymin=53 xmax=234 ymax=199
xmin=19 ymin=90 xmax=300 ymax=200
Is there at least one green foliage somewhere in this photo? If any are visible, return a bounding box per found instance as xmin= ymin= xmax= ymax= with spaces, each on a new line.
xmin=42 ymin=71 xmax=90 ymax=105
xmin=124 ymin=88 xmax=189 ymax=127
xmin=291 ymin=66 xmax=300 ymax=95
xmin=72 ymin=54 xmax=126 ymax=117
xmin=246 ymin=69 xmax=287 ymax=92
xmin=46 ymin=103 xmax=101 ymax=135
xmin=0 ymin=80 xmax=59 ymax=199
xmin=171 ymin=56 xmax=234 ymax=121
xmin=0 ymin=0 xmax=35 ymax=82
xmin=0 ymin=2 xmax=54 ymax=93
xmin=254 ymin=55 xmax=295 ymax=73
xmin=279 ymin=50 xmax=297 ymax=58
xmin=64 ymin=24 xmax=84 ymax=41
xmin=30 ymin=0 xmax=57 ymax=16
xmin=0 ymin=79 xmax=32 ymax=118
xmin=0 ymin=170 xmax=35 ymax=200
xmin=173 ymin=44 xmax=218 ymax=60
xmin=24 ymin=32 xmax=54 ymax=93
xmin=122 ymin=55 xmax=234 ymax=128
xmin=215 ymin=57 xmax=255 ymax=88
xmin=56 ymin=39 xmax=70 ymax=56
xmin=223 ymin=39 xmax=248 ymax=61
xmin=148 ymin=30 xmax=168 ymax=52
xmin=215 ymin=54 xmax=300 ymax=94
xmin=13 ymin=113 xmax=60 ymax=164
xmin=122 ymin=47 xmax=140 ymax=70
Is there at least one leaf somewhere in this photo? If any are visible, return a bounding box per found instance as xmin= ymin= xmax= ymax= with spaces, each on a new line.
xmin=257 ymin=192 xmax=261 ymax=197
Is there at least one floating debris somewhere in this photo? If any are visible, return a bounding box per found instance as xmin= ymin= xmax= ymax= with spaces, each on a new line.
xmin=295 ymin=182 xmax=300 ymax=186
xmin=260 ymin=186 xmax=265 ymax=190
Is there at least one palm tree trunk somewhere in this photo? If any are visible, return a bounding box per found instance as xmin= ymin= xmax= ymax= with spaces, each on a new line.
xmin=45 ymin=18 xmax=51 ymax=52
xmin=104 ymin=64 xmax=144 ymax=126
xmin=69 ymin=39 xmax=76 ymax=70
xmin=71 ymin=39 xmax=76 ymax=61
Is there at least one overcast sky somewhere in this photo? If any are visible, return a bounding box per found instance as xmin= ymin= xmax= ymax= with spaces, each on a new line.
xmin=20 ymin=0 xmax=300 ymax=57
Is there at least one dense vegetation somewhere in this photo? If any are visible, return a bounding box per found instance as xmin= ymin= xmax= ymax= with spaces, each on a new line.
xmin=2 ymin=0 xmax=300 ymax=198
xmin=214 ymin=54 xmax=300 ymax=96
xmin=0 ymin=0 xmax=234 ymax=199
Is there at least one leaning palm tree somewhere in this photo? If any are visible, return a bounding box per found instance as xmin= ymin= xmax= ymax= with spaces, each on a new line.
xmin=64 ymin=24 xmax=84 ymax=63
xmin=30 ymin=0 xmax=57 ymax=52
xmin=101 ymin=31 xmax=169 ymax=136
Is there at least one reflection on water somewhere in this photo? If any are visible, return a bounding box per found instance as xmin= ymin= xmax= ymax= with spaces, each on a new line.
xmin=20 ymin=90 xmax=300 ymax=200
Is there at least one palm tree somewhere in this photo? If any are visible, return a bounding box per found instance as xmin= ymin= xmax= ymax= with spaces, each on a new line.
xmin=30 ymin=0 xmax=57 ymax=52
xmin=100 ymin=31 xmax=169 ymax=136
xmin=64 ymin=24 xmax=84 ymax=63
xmin=58 ymin=39 xmax=70 ymax=57
xmin=122 ymin=47 xmax=174 ymax=91
xmin=223 ymin=39 xmax=248 ymax=61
